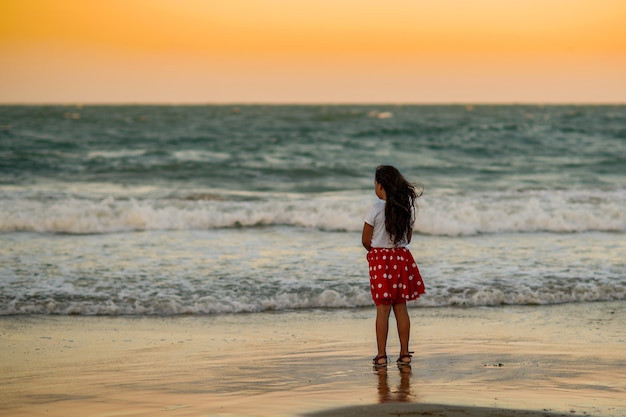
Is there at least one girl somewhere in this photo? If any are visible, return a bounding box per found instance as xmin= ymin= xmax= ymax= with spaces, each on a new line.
xmin=362 ymin=165 xmax=425 ymax=368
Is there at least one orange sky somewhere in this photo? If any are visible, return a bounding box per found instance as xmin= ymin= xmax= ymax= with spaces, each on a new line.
xmin=1 ymin=0 xmax=625 ymax=103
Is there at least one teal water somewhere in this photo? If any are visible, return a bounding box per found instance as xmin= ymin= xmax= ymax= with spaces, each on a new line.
xmin=1 ymin=105 xmax=624 ymax=314
xmin=2 ymin=105 xmax=625 ymax=192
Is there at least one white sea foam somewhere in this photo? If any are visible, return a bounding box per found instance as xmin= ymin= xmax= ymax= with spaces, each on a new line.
xmin=173 ymin=150 xmax=231 ymax=162
xmin=2 ymin=277 xmax=624 ymax=315
xmin=1 ymin=189 xmax=624 ymax=235
xmin=1 ymin=220 xmax=624 ymax=316
xmin=419 ymin=188 xmax=626 ymax=236
xmin=87 ymin=150 xmax=147 ymax=159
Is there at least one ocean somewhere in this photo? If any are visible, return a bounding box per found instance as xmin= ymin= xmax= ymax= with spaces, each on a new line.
xmin=1 ymin=104 xmax=624 ymax=315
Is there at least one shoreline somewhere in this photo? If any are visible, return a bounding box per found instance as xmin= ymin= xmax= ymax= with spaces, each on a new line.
xmin=1 ymin=302 xmax=625 ymax=417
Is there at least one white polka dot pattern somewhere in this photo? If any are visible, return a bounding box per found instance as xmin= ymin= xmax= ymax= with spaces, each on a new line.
xmin=367 ymin=247 xmax=425 ymax=305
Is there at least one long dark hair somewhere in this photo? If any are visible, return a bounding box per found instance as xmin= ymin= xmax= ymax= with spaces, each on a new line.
xmin=375 ymin=165 xmax=423 ymax=244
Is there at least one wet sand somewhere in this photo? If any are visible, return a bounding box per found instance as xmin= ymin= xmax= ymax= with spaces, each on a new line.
xmin=1 ymin=301 xmax=624 ymax=417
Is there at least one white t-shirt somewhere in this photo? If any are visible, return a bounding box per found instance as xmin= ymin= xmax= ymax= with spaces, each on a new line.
xmin=364 ymin=200 xmax=413 ymax=248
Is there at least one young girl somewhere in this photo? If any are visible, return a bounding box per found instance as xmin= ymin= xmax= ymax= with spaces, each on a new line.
xmin=362 ymin=165 xmax=425 ymax=368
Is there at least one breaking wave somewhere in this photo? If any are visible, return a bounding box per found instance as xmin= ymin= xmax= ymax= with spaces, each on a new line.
xmin=1 ymin=188 xmax=624 ymax=236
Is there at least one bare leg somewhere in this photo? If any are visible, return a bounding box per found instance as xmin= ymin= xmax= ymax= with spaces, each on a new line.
xmin=375 ymin=304 xmax=392 ymax=362
xmin=393 ymin=302 xmax=411 ymax=361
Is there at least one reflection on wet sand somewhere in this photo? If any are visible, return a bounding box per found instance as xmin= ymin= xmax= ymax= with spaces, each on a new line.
xmin=375 ymin=364 xmax=414 ymax=403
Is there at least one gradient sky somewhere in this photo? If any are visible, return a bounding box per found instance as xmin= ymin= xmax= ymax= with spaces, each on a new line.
xmin=1 ymin=0 xmax=625 ymax=103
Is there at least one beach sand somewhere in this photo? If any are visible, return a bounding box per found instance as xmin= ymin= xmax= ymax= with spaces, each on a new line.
xmin=1 ymin=301 xmax=624 ymax=417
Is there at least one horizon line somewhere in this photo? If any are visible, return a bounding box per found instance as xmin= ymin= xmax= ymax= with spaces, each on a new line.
xmin=1 ymin=101 xmax=625 ymax=106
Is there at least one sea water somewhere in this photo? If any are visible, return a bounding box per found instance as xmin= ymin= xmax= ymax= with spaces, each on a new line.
xmin=1 ymin=105 xmax=624 ymax=315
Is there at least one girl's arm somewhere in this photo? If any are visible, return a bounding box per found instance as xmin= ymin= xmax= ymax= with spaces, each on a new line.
xmin=362 ymin=223 xmax=374 ymax=251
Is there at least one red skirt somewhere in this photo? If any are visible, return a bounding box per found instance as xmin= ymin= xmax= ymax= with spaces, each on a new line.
xmin=367 ymin=247 xmax=425 ymax=306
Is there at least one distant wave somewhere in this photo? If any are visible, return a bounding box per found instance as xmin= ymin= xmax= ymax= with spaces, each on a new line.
xmin=1 ymin=188 xmax=624 ymax=236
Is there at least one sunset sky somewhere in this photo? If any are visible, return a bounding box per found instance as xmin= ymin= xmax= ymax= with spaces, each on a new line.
xmin=1 ymin=0 xmax=625 ymax=103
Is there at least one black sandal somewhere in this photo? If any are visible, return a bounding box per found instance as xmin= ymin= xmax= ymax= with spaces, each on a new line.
xmin=396 ymin=351 xmax=414 ymax=366
xmin=372 ymin=354 xmax=389 ymax=368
